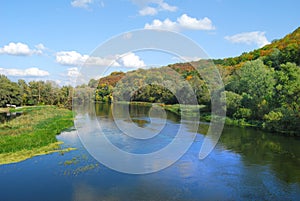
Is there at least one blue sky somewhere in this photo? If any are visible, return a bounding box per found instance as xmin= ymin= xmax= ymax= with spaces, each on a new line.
xmin=0 ymin=0 xmax=299 ymax=85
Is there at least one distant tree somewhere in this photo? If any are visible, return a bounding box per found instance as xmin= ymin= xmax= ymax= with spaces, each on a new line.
xmin=95 ymin=84 xmax=113 ymax=102
xmin=88 ymin=78 xmax=98 ymax=88
xmin=0 ymin=75 xmax=21 ymax=107
xmin=18 ymin=79 xmax=30 ymax=105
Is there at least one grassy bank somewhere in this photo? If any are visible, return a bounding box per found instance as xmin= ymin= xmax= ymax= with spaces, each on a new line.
xmin=0 ymin=106 xmax=75 ymax=165
xmin=163 ymin=104 xmax=260 ymax=129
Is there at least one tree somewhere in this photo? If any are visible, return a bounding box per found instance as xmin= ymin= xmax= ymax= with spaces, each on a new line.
xmin=274 ymin=62 xmax=300 ymax=111
xmin=227 ymin=60 xmax=275 ymax=119
xmin=224 ymin=91 xmax=242 ymax=116
xmin=88 ymin=79 xmax=98 ymax=88
xmin=18 ymin=79 xmax=30 ymax=105
xmin=0 ymin=75 xmax=22 ymax=107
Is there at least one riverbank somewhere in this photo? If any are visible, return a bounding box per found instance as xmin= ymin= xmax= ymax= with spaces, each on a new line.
xmin=0 ymin=106 xmax=75 ymax=165
xmin=163 ymin=104 xmax=300 ymax=136
xmin=162 ymin=104 xmax=268 ymax=132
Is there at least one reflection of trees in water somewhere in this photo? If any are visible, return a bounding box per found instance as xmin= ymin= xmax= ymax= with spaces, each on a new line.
xmin=76 ymin=102 xmax=300 ymax=184
xmin=219 ymin=126 xmax=300 ymax=184
xmin=94 ymin=102 xmax=180 ymax=123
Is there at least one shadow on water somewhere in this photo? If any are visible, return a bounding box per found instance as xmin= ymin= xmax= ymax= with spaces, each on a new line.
xmin=219 ymin=126 xmax=300 ymax=184
xmin=92 ymin=102 xmax=300 ymax=183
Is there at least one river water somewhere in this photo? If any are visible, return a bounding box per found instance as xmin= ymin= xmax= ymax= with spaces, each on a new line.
xmin=0 ymin=103 xmax=299 ymax=201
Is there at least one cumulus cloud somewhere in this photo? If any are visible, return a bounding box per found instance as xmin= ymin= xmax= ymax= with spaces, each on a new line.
xmin=145 ymin=18 xmax=177 ymax=31
xmin=67 ymin=67 xmax=81 ymax=78
xmin=71 ymin=0 xmax=93 ymax=8
xmin=0 ymin=67 xmax=49 ymax=77
xmin=159 ymin=1 xmax=177 ymax=12
xmin=144 ymin=14 xmax=215 ymax=31
xmin=132 ymin=0 xmax=177 ymax=16
xmin=177 ymin=14 xmax=215 ymax=30
xmin=35 ymin=43 xmax=46 ymax=51
xmin=225 ymin=31 xmax=270 ymax=47
xmin=56 ymin=50 xmax=145 ymax=68
xmin=86 ymin=56 xmax=120 ymax=67
xmin=56 ymin=51 xmax=89 ymax=66
xmin=56 ymin=51 xmax=120 ymax=67
xmin=0 ymin=42 xmax=45 ymax=56
xmin=118 ymin=52 xmax=146 ymax=68
xmin=139 ymin=7 xmax=158 ymax=16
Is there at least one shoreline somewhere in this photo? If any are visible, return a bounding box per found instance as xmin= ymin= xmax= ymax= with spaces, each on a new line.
xmin=0 ymin=142 xmax=76 ymax=165
xmin=104 ymin=101 xmax=299 ymax=137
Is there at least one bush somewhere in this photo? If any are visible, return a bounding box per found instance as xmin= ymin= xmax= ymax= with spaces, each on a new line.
xmin=233 ymin=108 xmax=252 ymax=119
xmin=263 ymin=108 xmax=300 ymax=135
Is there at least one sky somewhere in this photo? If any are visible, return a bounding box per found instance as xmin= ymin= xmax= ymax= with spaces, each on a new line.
xmin=0 ymin=0 xmax=299 ymax=86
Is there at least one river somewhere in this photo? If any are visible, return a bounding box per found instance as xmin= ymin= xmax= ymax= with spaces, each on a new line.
xmin=0 ymin=103 xmax=299 ymax=201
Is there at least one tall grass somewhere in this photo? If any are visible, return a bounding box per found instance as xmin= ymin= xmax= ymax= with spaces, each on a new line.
xmin=0 ymin=106 xmax=74 ymax=154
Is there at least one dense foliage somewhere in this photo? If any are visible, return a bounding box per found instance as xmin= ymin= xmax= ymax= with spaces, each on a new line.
xmin=0 ymin=76 xmax=73 ymax=109
xmin=95 ymin=27 xmax=300 ymax=135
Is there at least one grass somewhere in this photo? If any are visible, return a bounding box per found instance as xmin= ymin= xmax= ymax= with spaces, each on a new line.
xmin=0 ymin=106 xmax=75 ymax=165
xmin=0 ymin=142 xmax=76 ymax=165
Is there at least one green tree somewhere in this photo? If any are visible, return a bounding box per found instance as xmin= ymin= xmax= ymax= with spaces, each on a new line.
xmin=224 ymin=91 xmax=242 ymax=116
xmin=227 ymin=60 xmax=275 ymax=119
xmin=274 ymin=62 xmax=300 ymax=111
xmin=0 ymin=75 xmax=22 ymax=107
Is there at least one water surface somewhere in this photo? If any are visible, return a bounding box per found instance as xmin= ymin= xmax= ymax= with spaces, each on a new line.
xmin=0 ymin=103 xmax=299 ymax=201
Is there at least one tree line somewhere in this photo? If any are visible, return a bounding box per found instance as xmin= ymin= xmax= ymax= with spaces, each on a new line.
xmin=0 ymin=75 xmax=73 ymax=109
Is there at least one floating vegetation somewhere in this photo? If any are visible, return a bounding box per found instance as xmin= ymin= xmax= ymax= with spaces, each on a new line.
xmin=63 ymin=157 xmax=80 ymax=166
xmin=0 ymin=142 xmax=76 ymax=165
xmin=63 ymin=163 xmax=100 ymax=176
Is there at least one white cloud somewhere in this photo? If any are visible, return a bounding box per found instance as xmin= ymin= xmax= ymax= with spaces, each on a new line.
xmin=56 ymin=50 xmax=145 ymax=68
xmin=177 ymin=14 xmax=215 ymax=30
xmin=67 ymin=67 xmax=81 ymax=78
xmin=0 ymin=42 xmax=45 ymax=56
xmin=35 ymin=43 xmax=46 ymax=51
xmin=86 ymin=56 xmax=120 ymax=67
xmin=56 ymin=51 xmax=120 ymax=67
xmin=145 ymin=18 xmax=178 ymax=31
xmin=56 ymin=51 xmax=89 ymax=66
xmin=159 ymin=1 xmax=177 ymax=12
xmin=118 ymin=52 xmax=146 ymax=68
xmin=144 ymin=14 xmax=215 ymax=32
xmin=132 ymin=0 xmax=177 ymax=16
xmin=139 ymin=6 xmax=158 ymax=16
xmin=0 ymin=67 xmax=49 ymax=77
xmin=71 ymin=0 xmax=93 ymax=8
xmin=225 ymin=31 xmax=270 ymax=47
